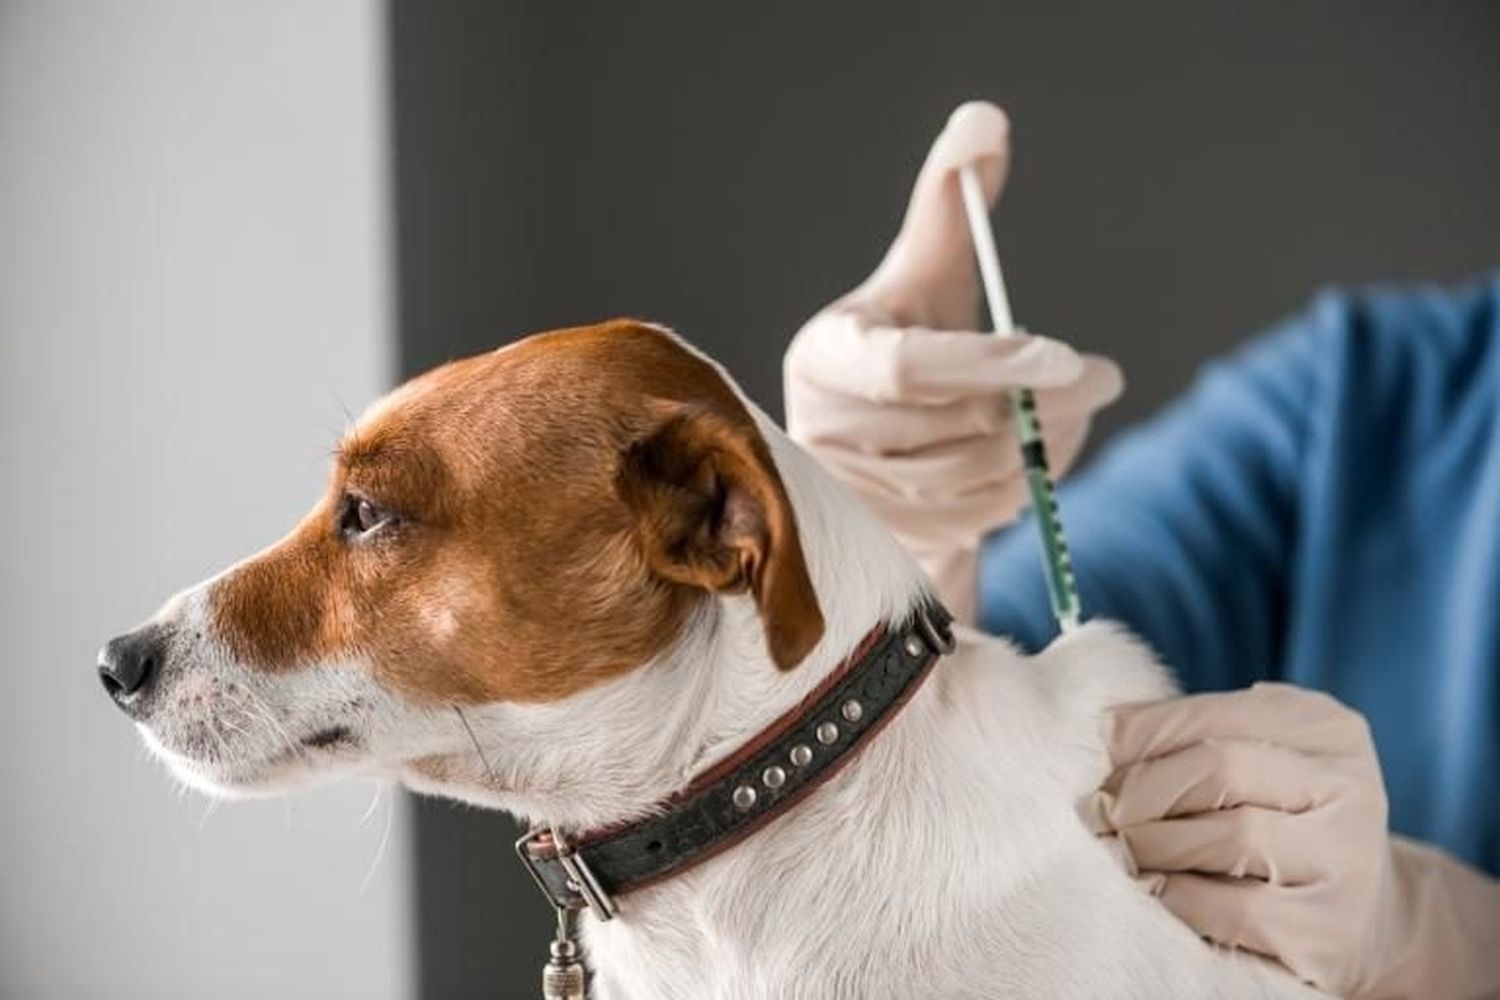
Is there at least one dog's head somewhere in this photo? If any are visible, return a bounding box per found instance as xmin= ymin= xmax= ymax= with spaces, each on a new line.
xmin=98 ymin=321 xmax=824 ymax=804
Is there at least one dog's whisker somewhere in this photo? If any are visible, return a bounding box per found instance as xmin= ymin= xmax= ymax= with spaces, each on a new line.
xmin=246 ymin=692 xmax=296 ymax=749
xmin=359 ymin=782 xmax=384 ymax=826
xmin=327 ymin=383 xmax=356 ymax=428
xmin=359 ymin=783 xmax=397 ymax=895
xmin=238 ymin=701 xmax=291 ymax=752
xmin=205 ymin=718 xmax=231 ymax=763
xmin=243 ymin=688 xmax=305 ymax=761
xmin=240 ymin=703 xmax=293 ymax=759
xmin=453 ymin=706 xmax=499 ymax=786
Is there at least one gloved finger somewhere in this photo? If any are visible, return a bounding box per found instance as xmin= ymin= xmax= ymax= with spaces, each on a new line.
xmin=816 ymin=410 xmax=1092 ymax=513
xmin=833 ymin=105 xmax=1010 ymax=334
xmin=787 ymin=312 xmax=1086 ymax=405
xmin=884 ymin=102 xmax=1010 ymax=291
xmin=853 ymin=474 xmax=1027 ymax=549
xmin=1032 ymin=354 xmax=1125 ymax=426
xmin=1099 ymin=740 xmax=1330 ymax=828
xmin=832 ymin=415 xmax=1093 ymax=508
xmin=1119 ymin=806 xmax=1327 ymax=885
xmin=1108 ymin=683 xmax=1376 ymax=766
xmin=791 ymin=353 xmax=1118 ymax=458
xmin=1155 ymin=873 xmax=1300 ymax=965
xmin=818 ymin=431 xmax=1026 ymax=499
xmin=789 ymin=390 xmax=1013 ymax=455
xmin=915 ymin=101 xmax=1011 ymax=206
xmin=1088 ymin=831 xmax=1173 ymax=895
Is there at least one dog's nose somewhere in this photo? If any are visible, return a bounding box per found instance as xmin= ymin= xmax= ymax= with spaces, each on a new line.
xmin=98 ymin=626 xmax=166 ymax=713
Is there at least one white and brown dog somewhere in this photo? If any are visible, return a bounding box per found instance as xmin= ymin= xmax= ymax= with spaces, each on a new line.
xmin=100 ymin=321 xmax=1322 ymax=999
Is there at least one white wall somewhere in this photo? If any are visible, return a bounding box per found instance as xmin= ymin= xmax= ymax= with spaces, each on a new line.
xmin=0 ymin=3 xmax=412 ymax=998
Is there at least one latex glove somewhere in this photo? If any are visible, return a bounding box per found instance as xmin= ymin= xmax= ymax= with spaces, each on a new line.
xmin=784 ymin=102 xmax=1122 ymax=622
xmin=1085 ymin=682 xmax=1500 ymax=998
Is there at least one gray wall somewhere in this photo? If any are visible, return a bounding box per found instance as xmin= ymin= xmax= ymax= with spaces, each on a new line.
xmin=0 ymin=3 xmax=411 ymax=998
xmin=388 ymin=3 xmax=1500 ymax=995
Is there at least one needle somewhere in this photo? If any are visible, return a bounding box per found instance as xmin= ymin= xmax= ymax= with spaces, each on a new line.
xmin=957 ymin=163 xmax=1082 ymax=632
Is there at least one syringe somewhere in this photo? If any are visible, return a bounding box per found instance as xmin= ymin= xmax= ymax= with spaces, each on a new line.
xmin=956 ymin=154 xmax=1082 ymax=633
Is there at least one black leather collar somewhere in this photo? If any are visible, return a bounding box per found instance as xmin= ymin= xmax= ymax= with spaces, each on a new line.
xmin=516 ymin=599 xmax=956 ymax=919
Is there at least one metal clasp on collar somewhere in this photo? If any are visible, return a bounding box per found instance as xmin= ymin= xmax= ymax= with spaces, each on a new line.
xmin=515 ymin=827 xmax=618 ymax=922
xmin=915 ymin=603 xmax=956 ymax=655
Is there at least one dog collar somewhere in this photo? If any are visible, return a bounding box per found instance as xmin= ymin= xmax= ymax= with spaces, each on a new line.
xmin=516 ymin=599 xmax=956 ymax=921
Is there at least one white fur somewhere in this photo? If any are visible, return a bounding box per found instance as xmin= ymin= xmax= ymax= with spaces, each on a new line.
xmin=133 ymin=342 xmax=1328 ymax=999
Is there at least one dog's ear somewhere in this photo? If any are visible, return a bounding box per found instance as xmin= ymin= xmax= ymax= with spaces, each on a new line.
xmin=617 ymin=403 xmax=824 ymax=671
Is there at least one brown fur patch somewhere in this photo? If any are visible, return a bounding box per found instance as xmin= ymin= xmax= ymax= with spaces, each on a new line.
xmin=209 ymin=321 xmax=824 ymax=705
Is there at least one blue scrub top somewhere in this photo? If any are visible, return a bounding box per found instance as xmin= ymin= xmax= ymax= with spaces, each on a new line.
xmin=979 ymin=277 xmax=1500 ymax=874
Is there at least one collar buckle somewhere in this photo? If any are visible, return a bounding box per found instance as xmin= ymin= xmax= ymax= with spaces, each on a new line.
xmin=515 ymin=827 xmax=618 ymax=922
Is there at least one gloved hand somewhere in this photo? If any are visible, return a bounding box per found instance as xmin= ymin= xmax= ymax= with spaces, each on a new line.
xmin=784 ymin=103 xmax=1122 ymax=622
xmin=1086 ymin=682 xmax=1500 ymax=998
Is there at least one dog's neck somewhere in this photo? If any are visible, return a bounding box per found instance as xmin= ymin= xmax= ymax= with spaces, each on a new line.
xmin=400 ymin=407 xmax=932 ymax=833
xmin=678 ymin=409 xmax=934 ymax=781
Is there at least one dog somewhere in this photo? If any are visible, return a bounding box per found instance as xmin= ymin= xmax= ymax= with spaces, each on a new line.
xmin=99 ymin=320 xmax=1324 ymax=999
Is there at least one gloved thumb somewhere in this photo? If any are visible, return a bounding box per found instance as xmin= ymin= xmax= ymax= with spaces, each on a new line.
xmin=922 ymin=101 xmax=1011 ymax=204
xmin=890 ymin=102 xmax=1011 ymax=264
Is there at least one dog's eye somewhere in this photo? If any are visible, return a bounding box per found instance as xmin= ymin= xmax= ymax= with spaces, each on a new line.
xmin=338 ymin=495 xmax=392 ymax=539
